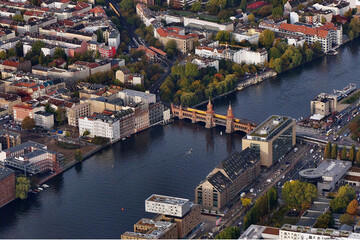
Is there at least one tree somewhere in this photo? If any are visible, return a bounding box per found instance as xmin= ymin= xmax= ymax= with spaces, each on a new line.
xmin=165 ymin=40 xmax=177 ymax=56
xmin=331 ymin=143 xmax=338 ymax=159
xmin=65 ymin=131 xmax=71 ymax=137
xmin=282 ymin=180 xmax=317 ymax=209
xmin=216 ymin=226 xmax=240 ymax=239
xmin=272 ymin=6 xmax=283 ymax=17
xmin=55 ymin=107 xmax=66 ymax=125
xmin=356 ymin=150 xmax=360 ymax=166
xmin=120 ymin=0 xmax=133 ymax=9
xmin=215 ymin=31 xmax=231 ymax=42
xmin=324 ymin=142 xmax=332 ymax=159
xmin=269 ymin=47 xmax=282 ymax=59
xmin=349 ymin=16 xmax=360 ymax=39
xmin=75 ymin=149 xmax=83 ymax=162
xmin=21 ymin=116 xmax=35 ymax=130
xmin=240 ymin=0 xmax=246 ymax=12
xmin=273 ymin=58 xmax=283 ymax=73
xmin=339 ymin=213 xmax=355 ymax=225
xmin=321 ymin=16 xmax=327 ymax=24
xmin=341 ymin=147 xmax=348 ymax=160
xmin=31 ymin=40 xmax=46 ymax=56
xmin=312 ymin=41 xmax=323 ymax=54
xmin=54 ymin=47 xmax=67 ymax=60
xmin=13 ymin=14 xmax=24 ymax=22
xmin=15 ymin=176 xmax=30 ymax=200
xmin=337 ymin=185 xmax=356 ymax=201
xmin=267 ymin=187 xmax=278 ymax=210
xmin=190 ymin=1 xmax=202 ymax=12
xmin=330 ymin=197 xmax=349 ymax=213
xmin=305 ymin=48 xmax=314 ymax=62
xmin=346 ymin=199 xmax=359 ymax=215
xmin=185 ymin=62 xmax=199 ymax=78
xmin=349 ymin=145 xmax=356 ymax=162
xmin=314 ymin=212 xmax=334 ymax=228
xmin=83 ymin=130 xmax=90 ymax=136
xmin=95 ymin=28 xmax=104 ymax=43
xmin=241 ymin=198 xmax=252 ymax=206
xmin=259 ymin=29 xmax=275 ymax=48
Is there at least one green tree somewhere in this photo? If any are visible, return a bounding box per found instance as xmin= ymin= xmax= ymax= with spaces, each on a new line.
xmin=185 ymin=62 xmax=199 ymax=77
xmin=215 ymin=31 xmax=231 ymax=42
xmin=120 ymin=0 xmax=133 ymax=9
xmin=330 ymin=197 xmax=349 ymax=213
xmin=349 ymin=17 xmax=360 ymax=39
xmin=240 ymin=0 xmax=246 ymax=12
xmin=349 ymin=145 xmax=356 ymax=162
xmin=13 ymin=14 xmax=24 ymax=22
xmin=216 ymin=226 xmax=240 ymax=239
xmin=272 ymin=6 xmax=283 ymax=17
xmin=54 ymin=47 xmax=67 ymax=60
xmin=83 ymin=130 xmax=90 ymax=136
xmin=305 ymin=48 xmax=314 ymax=62
xmin=337 ymin=185 xmax=356 ymax=201
xmin=21 ymin=116 xmax=35 ymax=130
xmin=259 ymin=29 xmax=275 ymax=48
xmin=65 ymin=131 xmax=71 ymax=137
xmin=324 ymin=142 xmax=332 ymax=159
xmin=321 ymin=16 xmax=327 ymax=24
xmin=331 ymin=143 xmax=338 ymax=159
xmin=269 ymin=47 xmax=282 ymax=59
xmin=267 ymin=187 xmax=278 ymax=210
xmin=341 ymin=147 xmax=348 ymax=160
xmin=165 ymin=40 xmax=177 ymax=56
xmin=339 ymin=213 xmax=355 ymax=225
xmin=7 ymin=48 xmax=16 ymax=58
xmin=313 ymin=212 xmax=334 ymax=228
xmin=312 ymin=41 xmax=323 ymax=54
xmin=346 ymin=199 xmax=359 ymax=215
xmin=95 ymin=28 xmax=104 ymax=43
xmin=282 ymin=180 xmax=317 ymax=209
xmin=190 ymin=1 xmax=202 ymax=11
xmin=75 ymin=149 xmax=83 ymax=162
xmin=273 ymin=58 xmax=283 ymax=73
xmin=247 ymin=13 xmax=255 ymax=22
xmin=356 ymin=150 xmax=360 ymax=166
xmin=15 ymin=176 xmax=30 ymax=200
xmin=31 ymin=40 xmax=46 ymax=56
xmin=55 ymin=107 xmax=66 ymax=125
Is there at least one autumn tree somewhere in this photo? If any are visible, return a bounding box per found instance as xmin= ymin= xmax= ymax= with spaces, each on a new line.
xmin=349 ymin=145 xmax=356 ymax=162
xmin=21 ymin=116 xmax=35 ymax=130
xmin=341 ymin=147 xmax=348 ymax=160
xmin=346 ymin=199 xmax=359 ymax=215
xmin=282 ymin=180 xmax=317 ymax=209
xmin=356 ymin=150 xmax=360 ymax=166
xmin=339 ymin=213 xmax=355 ymax=225
xmin=313 ymin=212 xmax=334 ymax=228
xmin=75 ymin=149 xmax=83 ymax=162
xmin=15 ymin=176 xmax=30 ymax=200
xmin=324 ymin=142 xmax=332 ymax=159
xmin=331 ymin=143 xmax=338 ymax=159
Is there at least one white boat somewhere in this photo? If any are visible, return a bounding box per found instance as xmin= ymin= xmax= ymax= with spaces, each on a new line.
xmin=42 ymin=184 xmax=49 ymax=188
xmin=122 ymin=138 xmax=126 ymax=141
xmin=185 ymin=148 xmax=193 ymax=155
xmin=220 ymin=131 xmax=223 ymax=135
xmin=38 ymin=187 xmax=43 ymax=191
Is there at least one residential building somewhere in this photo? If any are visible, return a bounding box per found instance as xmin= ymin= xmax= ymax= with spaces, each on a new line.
xmin=183 ymin=16 xmax=234 ymax=31
xmin=78 ymin=114 xmax=120 ymax=142
xmin=284 ymin=0 xmax=309 ymax=13
xmin=116 ymin=108 xmax=135 ymax=139
xmin=231 ymin=28 xmax=260 ymax=44
xmin=134 ymin=103 xmax=150 ymax=133
xmin=313 ymin=1 xmax=350 ymax=16
xmin=67 ymin=102 xmax=92 ymax=127
xmin=116 ymin=68 xmax=144 ymax=86
xmin=0 ymin=93 xmax=21 ymax=114
xmin=154 ymin=27 xmax=199 ymax=54
xmin=149 ymin=102 xmax=164 ymax=126
xmin=195 ymin=45 xmax=234 ymax=61
xmin=279 ymin=224 xmax=360 ymax=239
xmin=233 ymin=48 xmax=268 ymax=65
xmin=108 ymin=30 xmax=120 ymax=50
xmin=240 ymin=225 xmax=280 ymax=239
xmin=34 ymin=111 xmax=54 ymax=129
xmin=0 ymin=130 xmax=21 ymax=150
xmin=242 ymin=115 xmax=296 ymax=167
xmin=195 ymin=147 xmax=261 ymax=210
xmin=145 ymin=194 xmax=191 ymax=217
xmin=0 ymin=167 xmax=15 ymax=208
xmin=12 ymin=104 xmax=44 ymax=123
xmin=117 ymin=89 xmax=156 ymax=105
xmin=299 ymin=159 xmax=351 ymax=195
xmin=121 ymin=219 xmax=178 ymax=239
xmin=167 ymin=0 xmax=197 ymax=9
xmin=134 ymin=0 xmax=155 ymax=6
xmin=191 ymin=57 xmax=219 ymax=71
xmin=343 ymin=166 xmax=360 ymax=187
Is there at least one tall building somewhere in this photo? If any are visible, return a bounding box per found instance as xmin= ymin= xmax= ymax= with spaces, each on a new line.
xmin=310 ymin=93 xmax=337 ymax=118
xmin=116 ymin=108 xmax=135 ymax=139
xmin=0 ymin=167 xmax=15 ymax=208
xmin=195 ymin=148 xmax=261 ymax=210
xmin=242 ymin=115 xmax=296 ymax=167
xmin=67 ymin=102 xmax=92 ymax=127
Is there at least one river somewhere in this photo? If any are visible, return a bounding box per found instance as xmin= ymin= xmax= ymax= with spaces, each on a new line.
xmin=1 ymin=39 xmax=360 ymax=238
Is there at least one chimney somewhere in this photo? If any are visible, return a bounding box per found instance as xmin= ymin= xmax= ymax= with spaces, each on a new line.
xmin=6 ymin=128 xmax=10 ymax=149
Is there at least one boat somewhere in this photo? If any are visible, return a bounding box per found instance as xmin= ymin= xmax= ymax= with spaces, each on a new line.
xmin=185 ymin=148 xmax=193 ymax=155
xmin=328 ymin=49 xmax=338 ymax=55
xmin=220 ymin=131 xmax=223 ymax=135
xmin=38 ymin=187 xmax=43 ymax=191
xmin=42 ymin=184 xmax=49 ymax=188
xmin=122 ymin=138 xmax=126 ymax=141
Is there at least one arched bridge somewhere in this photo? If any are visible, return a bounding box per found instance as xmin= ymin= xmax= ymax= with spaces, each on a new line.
xmin=171 ymin=101 xmax=257 ymax=134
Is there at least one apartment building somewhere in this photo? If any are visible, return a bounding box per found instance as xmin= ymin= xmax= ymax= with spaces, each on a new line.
xmin=0 ymin=130 xmax=21 ymax=150
xmin=0 ymin=167 xmax=15 ymax=208
xmin=310 ymin=93 xmax=337 ymax=117
xmin=67 ymin=102 xmax=92 ymax=127
xmin=134 ymin=104 xmax=150 ymax=133
xmin=116 ymin=108 xmax=135 ymax=139
xmin=12 ymin=104 xmax=44 ymax=123
xmin=34 ymin=111 xmax=54 ymax=130
xmin=242 ymin=115 xmax=296 ymax=167
xmin=78 ymin=114 xmax=120 ymax=142
xmin=191 ymin=57 xmax=219 ymax=71
xmin=0 ymin=93 xmax=21 ymax=114
xmin=195 ymin=147 xmax=261 ymax=210
xmin=233 ymin=48 xmax=268 ymax=65
xmin=154 ymin=27 xmax=198 ymax=54
xmin=116 ymin=68 xmax=144 ymax=86
xmin=121 ymin=219 xmax=178 ymax=239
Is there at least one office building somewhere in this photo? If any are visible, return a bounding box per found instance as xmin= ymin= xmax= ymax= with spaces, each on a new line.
xmin=195 ymin=148 xmax=261 ymax=210
xmin=0 ymin=167 xmax=15 ymax=208
xmin=242 ymin=115 xmax=296 ymax=167
xmin=145 ymin=194 xmax=191 ymax=218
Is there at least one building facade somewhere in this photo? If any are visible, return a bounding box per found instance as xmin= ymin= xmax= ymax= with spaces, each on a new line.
xmin=78 ymin=114 xmax=120 ymax=142
xmin=67 ymin=102 xmax=92 ymax=127
xmin=0 ymin=167 xmax=15 ymax=208
xmin=34 ymin=111 xmax=54 ymax=130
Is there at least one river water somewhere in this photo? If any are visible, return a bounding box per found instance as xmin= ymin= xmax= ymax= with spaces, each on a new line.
xmin=1 ymin=39 xmax=360 ymax=238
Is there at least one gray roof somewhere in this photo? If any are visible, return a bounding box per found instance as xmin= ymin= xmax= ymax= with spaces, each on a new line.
xmin=0 ymin=167 xmax=14 ymax=181
xmin=208 ymin=171 xmax=232 ymax=192
xmin=3 ymin=141 xmax=46 ymax=154
xmin=35 ymin=111 xmax=53 ymax=117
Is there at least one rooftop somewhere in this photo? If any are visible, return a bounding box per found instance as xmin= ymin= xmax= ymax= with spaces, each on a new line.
xmin=0 ymin=167 xmax=14 ymax=181
xmin=146 ymin=194 xmax=189 ymax=206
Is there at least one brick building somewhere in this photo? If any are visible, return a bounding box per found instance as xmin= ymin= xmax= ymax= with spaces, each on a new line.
xmin=0 ymin=167 xmax=15 ymax=208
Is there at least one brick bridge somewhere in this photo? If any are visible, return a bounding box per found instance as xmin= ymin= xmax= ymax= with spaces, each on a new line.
xmin=171 ymin=100 xmax=257 ymax=134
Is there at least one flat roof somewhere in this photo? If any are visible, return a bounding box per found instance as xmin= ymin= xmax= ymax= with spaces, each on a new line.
xmin=0 ymin=167 xmax=14 ymax=181
xmin=146 ymin=194 xmax=189 ymax=206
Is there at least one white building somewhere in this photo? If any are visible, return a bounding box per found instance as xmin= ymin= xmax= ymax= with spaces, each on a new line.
xmin=279 ymin=224 xmax=360 ymax=240
xmin=34 ymin=111 xmax=54 ymax=130
xmin=313 ymin=1 xmax=350 ymax=16
xmin=233 ymin=48 xmax=268 ymax=65
xmin=117 ymin=89 xmax=156 ymax=105
xmin=145 ymin=194 xmax=191 ymax=218
xmin=231 ymin=29 xmax=260 ymax=44
xmin=78 ymin=114 xmax=120 ymax=142
xmin=290 ymin=12 xmax=299 ymax=24
xmin=192 ymin=57 xmax=219 ymax=71
xmin=195 ymin=46 xmax=234 ymax=61
xmin=183 ymin=17 xmax=234 ymax=31
xmin=108 ymin=30 xmax=120 ymax=50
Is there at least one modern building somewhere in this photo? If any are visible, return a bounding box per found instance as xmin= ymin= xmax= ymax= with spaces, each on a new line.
xmin=67 ymin=102 xmax=92 ymax=127
xmin=145 ymin=194 xmax=191 ymax=218
xmin=117 ymin=89 xmax=156 ymax=105
xmin=34 ymin=111 xmax=54 ymax=130
xmin=0 ymin=130 xmax=21 ymax=150
xmin=242 ymin=115 xmax=296 ymax=167
xmin=149 ymin=102 xmax=164 ymax=126
xmin=300 ymin=159 xmax=352 ymax=195
xmin=310 ymin=93 xmax=337 ymax=118
xmin=343 ymin=167 xmax=360 ymax=187
xmin=121 ymin=218 xmax=178 ymax=239
xmin=0 ymin=167 xmax=15 ymax=208
xmin=78 ymin=114 xmax=120 ymax=142
xmin=240 ymin=225 xmax=280 ymax=239
xmin=191 ymin=57 xmax=219 ymax=72
xmin=195 ymin=147 xmax=261 ymax=210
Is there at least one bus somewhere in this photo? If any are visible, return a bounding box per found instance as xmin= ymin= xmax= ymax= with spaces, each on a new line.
xmin=326 ymin=129 xmax=332 ymax=136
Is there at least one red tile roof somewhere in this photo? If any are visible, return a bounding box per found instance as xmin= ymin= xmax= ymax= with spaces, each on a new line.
xmin=280 ymin=23 xmax=329 ymax=38
xmin=2 ymin=60 xmax=19 ymax=68
xmin=13 ymin=104 xmax=33 ymax=110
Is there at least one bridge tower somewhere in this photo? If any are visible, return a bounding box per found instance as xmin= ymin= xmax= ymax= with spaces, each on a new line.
xmin=205 ymin=99 xmax=215 ymax=129
xmin=226 ymin=103 xmax=235 ymax=133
